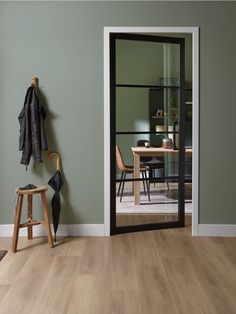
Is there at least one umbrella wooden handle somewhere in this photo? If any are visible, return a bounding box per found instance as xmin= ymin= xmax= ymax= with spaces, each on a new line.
xmin=48 ymin=152 xmax=61 ymax=171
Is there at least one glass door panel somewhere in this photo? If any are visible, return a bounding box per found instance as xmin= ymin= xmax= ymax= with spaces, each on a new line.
xmin=110 ymin=33 xmax=186 ymax=234
xmin=116 ymin=134 xmax=181 ymax=227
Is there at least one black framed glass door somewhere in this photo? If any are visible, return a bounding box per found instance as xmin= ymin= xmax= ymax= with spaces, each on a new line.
xmin=110 ymin=33 xmax=186 ymax=234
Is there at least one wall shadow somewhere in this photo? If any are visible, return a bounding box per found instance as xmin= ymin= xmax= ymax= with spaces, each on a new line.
xmin=31 ymin=88 xmax=80 ymax=227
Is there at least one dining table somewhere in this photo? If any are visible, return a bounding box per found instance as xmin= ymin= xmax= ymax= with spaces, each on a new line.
xmin=131 ymin=146 xmax=192 ymax=205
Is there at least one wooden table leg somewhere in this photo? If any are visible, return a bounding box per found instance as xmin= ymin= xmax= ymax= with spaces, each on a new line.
xmin=133 ymin=152 xmax=140 ymax=205
xmin=27 ymin=194 xmax=33 ymax=240
xmin=12 ymin=194 xmax=23 ymax=253
xmin=40 ymin=191 xmax=54 ymax=248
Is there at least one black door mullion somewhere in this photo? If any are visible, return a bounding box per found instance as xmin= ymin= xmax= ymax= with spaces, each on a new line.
xmin=110 ymin=34 xmax=116 ymax=234
xmin=178 ymin=40 xmax=186 ymax=226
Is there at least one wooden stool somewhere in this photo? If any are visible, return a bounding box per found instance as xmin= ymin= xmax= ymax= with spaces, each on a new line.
xmin=11 ymin=186 xmax=54 ymax=253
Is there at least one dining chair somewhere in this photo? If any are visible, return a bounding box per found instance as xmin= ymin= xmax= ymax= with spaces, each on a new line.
xmin=137 ymin=140 xmax=169 ymax=190
xmin=115 ymin=145 xmax=150 ymax=202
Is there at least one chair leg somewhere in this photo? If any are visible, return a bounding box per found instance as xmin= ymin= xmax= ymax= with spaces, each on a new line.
xmin=117 ymin=172 xmax=124 ymax=196
xmin=120 ymin=172 xmax=126 ymax=202
xmin=144 ymin=171 xmax=151 ymax=202
xmin=163 ymin=164 xmax=169 ymax=190
xmin=167 ymin=180 xmax=169 ymax=190
xmin=141 ymin=172 xmax=147 ymax=195
xmin=152 ymin=169 xmax=156 ymax=187
xmin=147 ymin=171 xmax=151 ymax=196
xmin=164 ymin=167 xmax=169 ymax=190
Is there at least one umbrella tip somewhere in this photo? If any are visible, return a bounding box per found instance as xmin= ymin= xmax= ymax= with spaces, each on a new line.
xmin=54 ymin=235 xmax=57 ymax=242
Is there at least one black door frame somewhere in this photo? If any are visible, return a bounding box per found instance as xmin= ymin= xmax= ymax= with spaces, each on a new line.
xmin=110 ymin=32 xmax=186 ymax=235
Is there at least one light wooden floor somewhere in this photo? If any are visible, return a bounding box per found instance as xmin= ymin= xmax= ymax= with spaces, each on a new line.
xmin=0 ymin=228 xmax=236 ymax=314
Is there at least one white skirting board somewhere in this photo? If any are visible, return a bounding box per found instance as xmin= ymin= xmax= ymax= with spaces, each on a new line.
xmin=197 ymin=224 xmax=236 ymax=237
xmin=0 ymin=224 xmax=105 ymax=237
xmin=1 ymin=224 xmax=236 ymax=237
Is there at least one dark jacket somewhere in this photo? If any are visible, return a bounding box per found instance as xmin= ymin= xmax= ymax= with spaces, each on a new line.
xmin=18 ymin=86 xmax=48 ymax=165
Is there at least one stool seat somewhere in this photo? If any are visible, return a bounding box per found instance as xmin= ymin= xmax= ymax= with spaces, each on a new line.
xmin=17 ymin=186 xmax=48 ymax=194
xmin=12 ymin=185 xmax=54 ymax=253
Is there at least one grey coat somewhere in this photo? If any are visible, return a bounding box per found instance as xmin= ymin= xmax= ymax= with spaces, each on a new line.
xmin=18 ymin=86 xmax=48 ymax=165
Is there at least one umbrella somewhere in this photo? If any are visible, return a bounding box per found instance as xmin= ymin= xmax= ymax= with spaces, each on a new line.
xmin=48 ymin=152 xmax=64 ymax=241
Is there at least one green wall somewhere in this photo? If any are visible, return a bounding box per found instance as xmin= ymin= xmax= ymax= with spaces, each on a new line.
xmin=0 ymin=1 xmax=236 ymax=225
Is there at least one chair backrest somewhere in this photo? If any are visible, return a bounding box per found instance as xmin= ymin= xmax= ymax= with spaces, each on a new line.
xmin=137 ymin=139 xmax=152 ymax=162
xmin=137 ymin=139 xmax=148 ymax=147
xmin=115 ymin=145 xmax=126 ymax=171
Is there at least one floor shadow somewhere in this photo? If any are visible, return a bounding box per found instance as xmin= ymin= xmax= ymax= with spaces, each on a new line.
xmin=52 ymin=236 xmax=78 ymax=247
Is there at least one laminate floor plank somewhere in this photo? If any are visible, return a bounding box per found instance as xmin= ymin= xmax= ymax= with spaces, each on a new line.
xmin=188 ymin=236 xmax=236 ymax=314
xmin=0 ymin=249 xmax=55 ymax=313
xmin=0 ymin=229 xmax=236 ymax=314
xmin=0 ymin=284 xmax=11 ymax=302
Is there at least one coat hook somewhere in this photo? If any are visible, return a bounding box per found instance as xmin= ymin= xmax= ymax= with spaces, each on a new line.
xmin=31 ymin=76 xmax=39 ymax=89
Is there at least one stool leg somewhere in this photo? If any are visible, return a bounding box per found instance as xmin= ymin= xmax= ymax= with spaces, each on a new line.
xmin=27 ymin=194 xmax=33 ymax=240
xmin=12 ymin=194 xmax=23 ymax=253
xmin=40 ymin=191 xmax=54 ymax=248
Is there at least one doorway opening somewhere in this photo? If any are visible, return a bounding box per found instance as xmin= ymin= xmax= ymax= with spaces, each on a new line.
xmin=104 ymin=27 xmax=199 ymax=236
